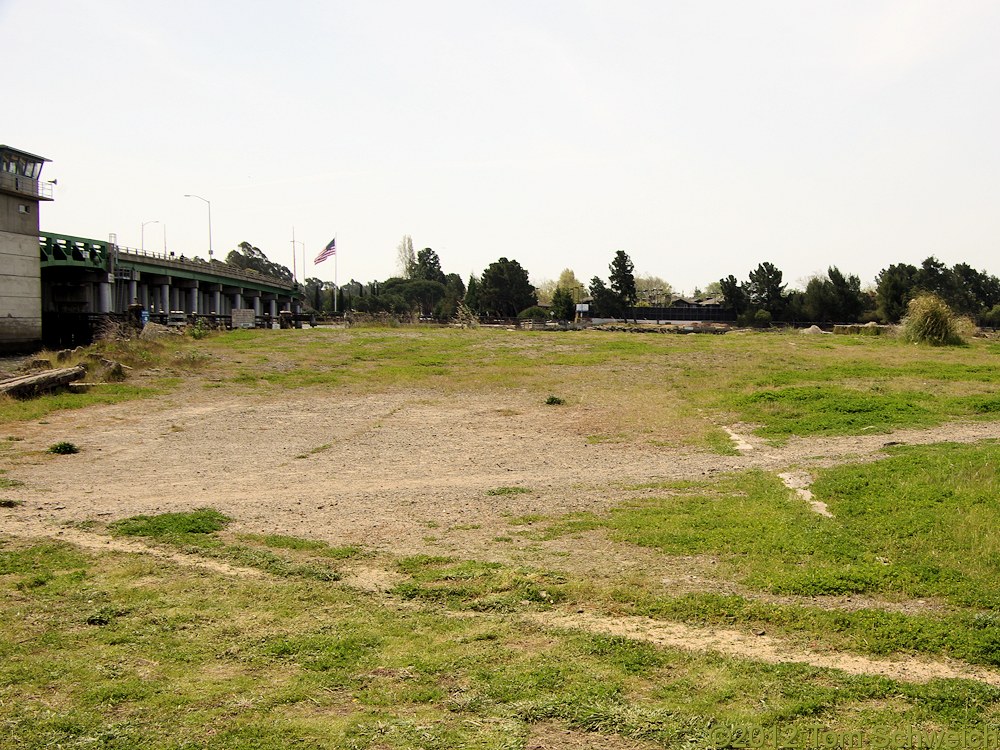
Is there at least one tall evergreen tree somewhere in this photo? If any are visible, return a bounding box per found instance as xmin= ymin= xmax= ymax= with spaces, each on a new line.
xmin=718 ymin=275 xmax=749 ymax=315
xmin=550 ymin=286 xmax=576 ymax=321
xmin=609 ymin=250 xmax=638 ymax=321
xmin=747 ymin=262 xmax=786 ymax=316
xmin=479 ymin=258 xmax=537 ymax=318
xmin=875 ymin=263 xmax=919 ymax=322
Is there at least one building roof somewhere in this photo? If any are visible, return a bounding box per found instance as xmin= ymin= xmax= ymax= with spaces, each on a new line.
xmin=0 ymin=145 xmax=50 ymax=163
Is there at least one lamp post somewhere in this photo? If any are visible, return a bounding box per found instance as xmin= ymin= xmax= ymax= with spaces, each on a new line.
xmin=184 ymin=194 xmax=213 ymax=258
xmin=141 ymin=220 xmax=159 ymax=253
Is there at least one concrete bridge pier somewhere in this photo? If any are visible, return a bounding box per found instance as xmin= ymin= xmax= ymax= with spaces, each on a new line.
xmin=98 ymin=278 xmax=112 ymax=313
xmin=208 ymin=284 xmax=222 ymax=314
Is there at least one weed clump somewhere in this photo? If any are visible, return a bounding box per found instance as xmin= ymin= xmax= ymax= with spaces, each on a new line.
xmin=900 ymin=294 xmax=974 ymax=346
xmin=48 ymin=441 xmax=79 ymax=455
xmin=545 ymin=395 xmax=565 ymax=405
xmin=487 ymin=486 xmax=531 ymax=496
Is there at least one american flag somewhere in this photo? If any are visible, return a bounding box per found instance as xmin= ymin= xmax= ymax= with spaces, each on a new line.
xmin=314 ymin=237 xmax=336 ymax=265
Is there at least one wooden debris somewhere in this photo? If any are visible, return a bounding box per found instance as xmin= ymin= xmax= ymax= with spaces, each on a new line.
xmin=0 ymin=366 xmax=86 ymax=398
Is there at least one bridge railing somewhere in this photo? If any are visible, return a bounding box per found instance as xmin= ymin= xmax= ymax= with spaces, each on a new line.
xmin=0 ymin=172 xmax=53 ymax=200
xmin=113 ymin=247 xmax=297 ymax=291
xmin=39 ymin=232 xmax=298 ymax=292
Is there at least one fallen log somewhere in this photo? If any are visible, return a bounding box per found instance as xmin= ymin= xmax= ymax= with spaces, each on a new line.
xmin=0 ymin=366 xmax=86 ymax=398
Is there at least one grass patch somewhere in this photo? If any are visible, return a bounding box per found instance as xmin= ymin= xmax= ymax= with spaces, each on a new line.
xmin=732 ymin=385 xmax=936 ymax=438
xmin=109 ymin=508 xmax=231 ymax=543
xmin=704 ymin=428 xmax=741 ymax=455
xmin=107 ymin=511 xmax=354 ymax=581
xmin=0 ymin=471 xmax=24 ymax=490
xmin=486 ymin=486 xmax=532 ymax=496
xmin=239 ymin=533 xmax=361 ymax=559
xmin=600 ymin=444 xmax=1000 ymax=607
xmin=294 ymin=442 xmax=333 ymax=459
xmin=394 ymin=556 xmax=567 ymax=611
xmin=3 ymin=536 xmax=1000 ymax=745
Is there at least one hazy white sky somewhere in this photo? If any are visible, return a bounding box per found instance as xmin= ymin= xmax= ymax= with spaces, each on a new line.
xmin=5 ymin=0 xmax=1000 ymax=293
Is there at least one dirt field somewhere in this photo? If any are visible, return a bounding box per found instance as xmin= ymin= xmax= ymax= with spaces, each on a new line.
xmin=5 ymin=376 xmax=1000 ymax=690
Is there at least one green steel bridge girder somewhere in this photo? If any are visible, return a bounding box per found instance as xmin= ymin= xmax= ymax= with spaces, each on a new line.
xmin=39 ymin=232 xmax=300 ymax=297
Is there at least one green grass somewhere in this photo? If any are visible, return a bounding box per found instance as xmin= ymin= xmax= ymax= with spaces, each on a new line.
xmin=6 ymin=328 xmax=1000 ymax=448
xmin=733 ymin=385 xmax=937 ymax=437
xmin=109 ymin=507 xmax=231 ymax=543
xmin=594 ymin=443 xmax=1000 ymax=608
xmin=0 ymin=384 xmax=159 ymax=426
xmin=0 ymin=470 xmax=24 ymax=489
xmin=7 ymin=327 xmax=1000 ymax=744
xmin=2 ymin=537 xmax=1000 ymax=748
xmin=394 ymin=555 xmax=567 ymax=611
xmin=485 ymin=486 xmax=532 ymax=496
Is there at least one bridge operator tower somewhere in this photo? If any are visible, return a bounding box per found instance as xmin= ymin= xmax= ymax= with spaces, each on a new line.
xmin=0 ymin=145 xmax=52 ymax=352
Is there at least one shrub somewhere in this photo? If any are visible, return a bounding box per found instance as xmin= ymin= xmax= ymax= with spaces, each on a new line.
xmin=981 ymin=304 xmax=1000 ymax=329
xmin=47 ymin=441 xmax=79 ymax=455
xmin=187 ymin=318 xmax=212 ymax=340
xmin=736 ymin=309 xmax=772 ymax=328
xmin=517 ymin=306 xmax=549 ymax=322
xmin=900 ymin=294 xmax=972 ymax=346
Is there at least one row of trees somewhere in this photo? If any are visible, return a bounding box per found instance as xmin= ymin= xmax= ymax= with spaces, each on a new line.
xmin=718 ymin=257 xmax=1000 ymax=325
xmin=225 ymin=238 xmax=1000 ymax=326
xmin=331 ymin=238 xmax=644 ymax=322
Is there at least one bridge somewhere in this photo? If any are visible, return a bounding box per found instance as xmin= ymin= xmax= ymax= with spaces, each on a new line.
xmin=40 ymin=233 xmax=303 ymax=348
xmin=1 ymin=144 xmax=307 ymax=352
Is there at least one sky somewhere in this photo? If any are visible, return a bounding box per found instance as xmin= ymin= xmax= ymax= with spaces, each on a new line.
xmin=5 ymin=0 xmax=1000 ymax=294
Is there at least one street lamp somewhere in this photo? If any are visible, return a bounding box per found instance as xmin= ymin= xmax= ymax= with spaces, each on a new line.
xmin=141 ymin=220 xmax=159 ymax=253
xmin=184 ymin=194 xmax=213 ymax=258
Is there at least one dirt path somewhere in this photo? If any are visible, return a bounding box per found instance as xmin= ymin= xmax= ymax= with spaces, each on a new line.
xmin=4 ymin=387 xmax=1000 ymax=686
xmin=529 ymin=611 xmax=1000 ymax=687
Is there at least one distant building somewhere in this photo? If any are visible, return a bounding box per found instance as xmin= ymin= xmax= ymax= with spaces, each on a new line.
xmin=0 ymin=145 xmax=53 ymax=352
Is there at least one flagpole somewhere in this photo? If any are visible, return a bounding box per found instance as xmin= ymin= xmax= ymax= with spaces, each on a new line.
xmin=334 ymin=235 xmax=339 ymax=315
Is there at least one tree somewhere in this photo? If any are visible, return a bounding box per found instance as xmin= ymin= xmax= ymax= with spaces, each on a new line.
xmin=718 ymin=274 xmax=749 ymax=315
xmin=435 ymin=273 xmax=467 ymax=322
xmin=634 ymin=274 xmax=672 ymax=306
xmin=478 ymin=258 xmax=537 ymax=318
xmin=609 ymin=250 xmax=638 ymax=320
xmin=875 ymin=263 xmax=918 ymax=322
xmin=802 ymin=266 xmax=864 ymax=322
xmin=412 ymin=248 xmax=446 ymax=284
xmin=303 ymin=277 xmax=325 ymax=312
xmin=588 ymin=277 xmax=622 ymax=319
xmin=533 ymin=279 xmax=558 ymax=306
xmin=556 ymin=269 xmax=587 ymax=302
xmin=395 ymin=235 xmax=416 ymax=278
xmin=464 ymin=274 xmax=482 ymax=314
xmin=550 ymin=286 xmax=576 ymax=321
xmin=702 ymin=281 xmax=723 ymax=298
xmin=225 ymin=242 xmax=293 ymax=282
xmin=747 ymin=262 xmax=786 ymax=317
xmin=378 ymin=277 xmax=447 ymax=317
